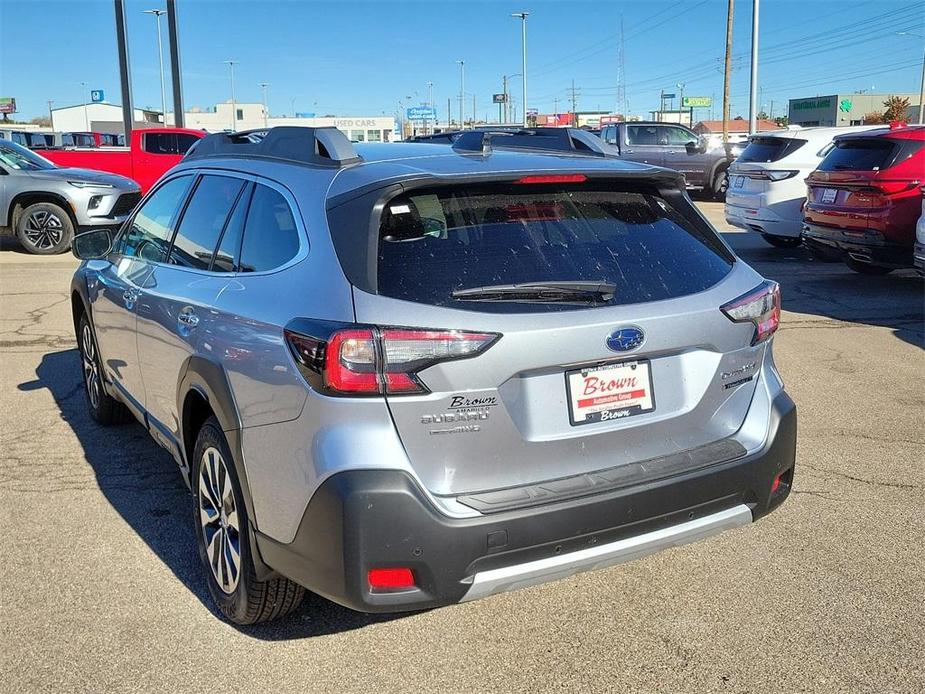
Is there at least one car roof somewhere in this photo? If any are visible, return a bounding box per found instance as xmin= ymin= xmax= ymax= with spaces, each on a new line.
xmin=833 ymin=124 xmax=925 ymax=141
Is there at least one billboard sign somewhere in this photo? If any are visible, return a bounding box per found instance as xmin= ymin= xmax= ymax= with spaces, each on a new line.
xmin=406 ymin=106 xmax=437 ymax=121
xmin=492 ymin=93 xmax=508 ymax=104
xmin=90 ymin=89 xmax=105 ymax=103
xmin=0 ymin=97 xmax=16 ymax=114
xmin=681 ymin=96 xmax=712 ymax=108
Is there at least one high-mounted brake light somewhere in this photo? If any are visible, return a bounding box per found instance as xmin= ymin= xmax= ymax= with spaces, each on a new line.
xmin=721 ymin=280 xmax=780 ymax=346
xmin=286 ymin=325 xmax=500 ymax=396
xmin=515 ymin=174 xmax=587 ymax=185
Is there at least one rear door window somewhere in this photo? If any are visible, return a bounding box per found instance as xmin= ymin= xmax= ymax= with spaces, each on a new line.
xmin=168 ymin=175 xmax=245 ymax=270
xmin=376 ymin=182 xmax=733 ymax=312
xmin=818 ymin=138 xmax=898 ymax=171
xmin=238 ymin=184 xmax=301 ymax=272
xmin=144 ymin=132 xmax=201 ymax=155
xmin=626 ymin=126 xmax=659 ymax=145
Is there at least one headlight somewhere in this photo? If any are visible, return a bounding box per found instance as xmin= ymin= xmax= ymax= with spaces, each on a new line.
xmin=67 ymin=180 xmax=115 ymax=189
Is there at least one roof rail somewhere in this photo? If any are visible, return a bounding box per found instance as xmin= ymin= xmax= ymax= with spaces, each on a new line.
xmin=450 ymin=127 xmax=611 ymax=158
xmin=184 ymin=126 xmax=361 ymax=167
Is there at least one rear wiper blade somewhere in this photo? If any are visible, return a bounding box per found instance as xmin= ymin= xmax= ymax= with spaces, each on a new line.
xmin=452 ymin=280 xmax=616 ymax=303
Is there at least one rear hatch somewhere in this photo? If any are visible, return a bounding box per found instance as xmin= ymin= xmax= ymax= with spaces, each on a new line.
xmin=330 ymin=174 xmax=773 ymax=499
xmin=728 ymin=135 xmax=807 ymax=203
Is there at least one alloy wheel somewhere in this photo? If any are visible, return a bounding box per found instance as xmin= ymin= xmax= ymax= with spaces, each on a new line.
xmin=81 ymin=323 xmax=101 ymax=410
xmin=22 ymin=210 xmax=64 ymax=251
xmin=198 ymin=447 xmax=241 ymax=594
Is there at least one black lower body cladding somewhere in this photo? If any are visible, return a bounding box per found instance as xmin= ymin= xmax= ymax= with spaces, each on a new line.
xmin=256 ymin=392 xmax=797 ymax=613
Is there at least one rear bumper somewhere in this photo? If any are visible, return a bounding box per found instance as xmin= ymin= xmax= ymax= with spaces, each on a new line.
xmin=257 ymin=392 xmax=797 ymax=613
xmin=802 ymin=223 xmax=913 ymax=268
xmin=725 ymin=203 xmax=802 ymax=238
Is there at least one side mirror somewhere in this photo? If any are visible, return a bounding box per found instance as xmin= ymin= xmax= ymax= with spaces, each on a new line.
xmin=686 ymin=137 xmax=707 ymax=154
xmin=72 ymin=229 xmax=113 ymax=260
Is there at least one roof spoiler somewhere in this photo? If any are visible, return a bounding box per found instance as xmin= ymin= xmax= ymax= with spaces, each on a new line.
xmin=450 ymin=127 xmax=612 ymax=158
xmin=184 ymin=126 xmax=361 ymax=167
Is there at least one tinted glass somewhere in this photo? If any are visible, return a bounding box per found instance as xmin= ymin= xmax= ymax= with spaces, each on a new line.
xmin=118 ymin=176 xmax=192 ymax=261
xmin=738 ymin=137 xmax=806 ymax=163
xmin=376 ymin=183 xmax=733 ymax=312
xmin=144 ymin=132 xmax=200 ymax=155
xmin=169 ymin=175 xmax=245 ymax=269
xmin=663 ymin=127 xmax=696 ymax=146
xmin=239 ymin=185 xmax=300 ymax=272
xmin=212 ymin=184 xmax=252 ymax=272
xmin=818 ymin=138 xmax=898 ymax=171
xmin=626 ymin=125 xmax=659 ymax=145
xmin=0 ymin=142 xmax=56 ymax=170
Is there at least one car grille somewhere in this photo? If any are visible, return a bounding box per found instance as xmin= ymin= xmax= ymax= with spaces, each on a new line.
xmin=111 ymin=192 xmax=141 ymax=217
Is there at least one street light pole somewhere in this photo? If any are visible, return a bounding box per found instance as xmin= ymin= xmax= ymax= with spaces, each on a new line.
xmin=80 ymin=81 xmax=89 ymax=130
xmin=224 ymin=60 xmax=238 ymax=130
xmin=47 ymin=100 xmax=54 ymax=128
xmin=143 ymin=9 xmax=168 ymax=124
xmin=259 ymin=82 xmax=269 ymax=128
xmin=427 ymin=81 xmax=434 ymax=135
xmin=456 ymin=60 xmax=465 ymax=128
xmin=748 ymin=0 xmax=759 ymax=135
xmin=897 ymin=32 xmax=925 ymax=124
xmin=512 ymin=12 xmax=529 ymax=127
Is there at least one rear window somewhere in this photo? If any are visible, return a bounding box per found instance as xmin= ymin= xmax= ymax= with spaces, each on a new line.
xmin=818 ymin=138 xmax=897 ymax=171
xmin=737 ymin=137 xmax=806 ymax=163
xmin=375 ymin=183 xmax=733 ymax=312
xmin=144 ymin=132 xmax=201 ymax=155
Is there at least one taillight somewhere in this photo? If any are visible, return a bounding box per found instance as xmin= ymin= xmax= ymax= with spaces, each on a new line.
xmin=515 ymin=174 xmax=587 ymax=184
xmin=285 ymin=325 xmax=499 ymax=396
xmin=743 ymin=169 xmax=798 ymax=181
xmin=721 ymin=280 xmax=780 ymax=346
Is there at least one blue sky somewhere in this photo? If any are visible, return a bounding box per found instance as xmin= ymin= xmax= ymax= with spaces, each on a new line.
xmin=0 ymin=0 xmax=922 ymax=122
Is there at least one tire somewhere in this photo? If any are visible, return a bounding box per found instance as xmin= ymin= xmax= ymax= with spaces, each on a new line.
xmin=15 ymin=201 xmax=75 ymax=255
xmin=761 ymin=233 xmax=802 ymax=249
xmin=193 ymin=417 xmax=304 ymax=625
xmin=78 ymin=313 xmax=131 ymax=425
xmin=846 ymin=257 xmax=894 ymax=275
xmin=711 ymin=167 xmax=729 ymax=201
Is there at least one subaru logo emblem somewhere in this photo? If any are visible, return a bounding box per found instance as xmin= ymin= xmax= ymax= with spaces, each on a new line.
xmin=606 ymin=327 xmax=645 ymax=352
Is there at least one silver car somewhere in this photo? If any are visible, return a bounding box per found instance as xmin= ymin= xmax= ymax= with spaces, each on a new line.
xmin=0 ymin=139 xmax=140 ymax=254
xmin=70 ymin=127 xmax=796 ymax=624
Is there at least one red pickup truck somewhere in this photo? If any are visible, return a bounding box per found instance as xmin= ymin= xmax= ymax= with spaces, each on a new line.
xmin=42 ymin=128 xmax=204 ymax=193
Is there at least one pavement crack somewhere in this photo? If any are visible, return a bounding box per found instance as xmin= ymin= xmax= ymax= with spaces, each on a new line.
xmin=800 ymin=463 xmax=919 ymax=491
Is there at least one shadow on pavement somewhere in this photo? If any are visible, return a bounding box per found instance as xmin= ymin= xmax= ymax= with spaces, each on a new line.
xmin=18 ymin=348 xmax=407 ymax=640
xmin=721 ymin=231 xmax=924 ymax=350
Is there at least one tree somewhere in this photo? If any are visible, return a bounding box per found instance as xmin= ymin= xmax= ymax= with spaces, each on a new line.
xmin=863 ymin=112 xmax=886 ymax=125
xmin=757 ymin=110 xmax=769 ymax=120
xmin=774 ymin=115 xmax=789 ymax=127
xmin=30 ymin=116 xmax=51 ymax=127
xmin=883 ymin=96 xmax=910 ymax=122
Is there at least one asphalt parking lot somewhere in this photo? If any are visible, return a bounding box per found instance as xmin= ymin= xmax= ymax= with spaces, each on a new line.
xmin=1 ymin=202 xmax=922 ymax=693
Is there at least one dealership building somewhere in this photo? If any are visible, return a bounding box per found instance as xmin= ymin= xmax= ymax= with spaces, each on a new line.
xmin=50 ymin=101 xmax=396 ymax=142
xmin=787 ymin=93 xmax=919 ymax=127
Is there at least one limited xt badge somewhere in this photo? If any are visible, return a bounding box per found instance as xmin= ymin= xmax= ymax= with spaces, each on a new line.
xmin=721 ymin=361 xmax=757 ymax=389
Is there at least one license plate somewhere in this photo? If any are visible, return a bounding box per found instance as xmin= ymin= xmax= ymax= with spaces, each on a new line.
xmin=566 ymin=360 xmax=655 ymax=426
xmin=733 ymin=175 xmax=745 ymax=189
xmin=820 ymin=188 xmax=838 ymax=204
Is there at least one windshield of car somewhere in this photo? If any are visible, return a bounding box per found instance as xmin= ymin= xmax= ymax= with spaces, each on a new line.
xmin=0 ymin=141 xmax=57 ymax=171
xmin=374 ymin=182 xmax=734 ymax=312
xmin=817 ymin=138 xmax=898 ymax=171
xmin=737 ymin=137 xmax=807 ymax=163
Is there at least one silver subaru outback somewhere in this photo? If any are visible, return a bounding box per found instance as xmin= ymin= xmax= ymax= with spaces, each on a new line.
xmin=0 ymin=139 xmax=140 ymax=254
xmin=70 ymin=126 xmax=796 ymax=624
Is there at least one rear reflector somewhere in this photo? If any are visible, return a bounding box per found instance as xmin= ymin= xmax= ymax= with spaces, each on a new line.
xmin=515 ymin=174 xmax=587 ymax=185
xmin=721 ymin=280 xmax=781 ymax=345
xmin=771 ymin=475 xmax=782 ymax=494
xmin=368 ymin=568 xmax=415 ymax=591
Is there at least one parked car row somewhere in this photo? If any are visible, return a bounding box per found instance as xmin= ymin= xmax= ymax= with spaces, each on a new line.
xmin=0 ymin=128 xmax=124 ymax=149
xmin=726 ymin=122 xmax=925 ymax=275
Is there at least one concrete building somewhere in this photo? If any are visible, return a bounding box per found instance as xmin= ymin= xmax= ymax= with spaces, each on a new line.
xmin=788 ymin=93 xmax=919 ymax=127
xmin=51 ymin=101 xmax=396 ymax=142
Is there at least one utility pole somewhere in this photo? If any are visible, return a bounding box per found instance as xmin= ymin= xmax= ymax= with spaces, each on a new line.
xmin=46 ymin=100 xmax=54 ymax=127
xmin=224 ymin=59 xmax=238 ymax=130
xmin=748 ymin=0 xmax=760 ymax=135
xmin=512 ymin=12 xmax=529 ymax=127
xmin=616 ymin=14 xmax=625 ymax=117
xmin=677 ymin=83 xmax=685 ymax=124
xmin=456 ymin=60 xmax=465 ymax=128
xmin=897 ymin=32 xmax=925 ymax=124
xmin=447 ymin=98 xmax=451 ymax=128
xmin=569 ymin=79 xmax=580 ymax=123
xmin=473 ymin=94 xmax=476 ymax=126
xmin=502 ymin=75 xmax=508 ymax=124
xmin=426 ymin=81 xmax=434 ymax=134
xmin=259 ymin=82 xmax=269 ymax=128
xmin=80 ymin=81 xmax=89 ymax=130
xmin=143 ymin=9 xmax=168 ymax=124
xmin=722 ymin=0 xmax=734 ymax=145
xmin=554 ymin=96 xmax=559 ymax=116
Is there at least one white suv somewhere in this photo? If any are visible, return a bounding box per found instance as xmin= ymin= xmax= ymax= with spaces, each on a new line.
xmin=725 ymin=126 xmax=879 ymax=248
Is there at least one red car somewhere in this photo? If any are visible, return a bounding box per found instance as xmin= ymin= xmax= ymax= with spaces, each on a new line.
xmin=802 ymin=123 xmax=925 ymax=274
xmin=42 ymin=127 xmax=203 ymax=194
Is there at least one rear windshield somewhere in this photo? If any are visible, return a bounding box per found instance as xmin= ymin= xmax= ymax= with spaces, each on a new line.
xmin=737 ymin=137 xmax=806 ymax=163
xmin=375 ymin=183 xmax=733 ymax=312
xmin=818 ymin=138 xmax=897 ymax=171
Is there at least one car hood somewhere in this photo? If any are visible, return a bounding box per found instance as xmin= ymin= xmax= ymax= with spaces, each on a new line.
xmin=27 ymin=167 xmax=139 ymax=190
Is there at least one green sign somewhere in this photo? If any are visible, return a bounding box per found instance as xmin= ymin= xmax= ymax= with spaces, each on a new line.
xmin=792 ymin=98 xmax=831 ymax=111
xmin=839 ymin=99 xmax=853 ymax=113
xmin=681 ymin=96 xmax=712 ymax=108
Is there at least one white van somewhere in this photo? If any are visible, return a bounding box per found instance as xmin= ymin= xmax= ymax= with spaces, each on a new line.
xmin=725 ymin=125 xmax=879 ymax=247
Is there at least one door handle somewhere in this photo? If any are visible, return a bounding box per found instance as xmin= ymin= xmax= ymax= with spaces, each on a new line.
xmin=177 ymin=308 xmax=200 ymax=328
